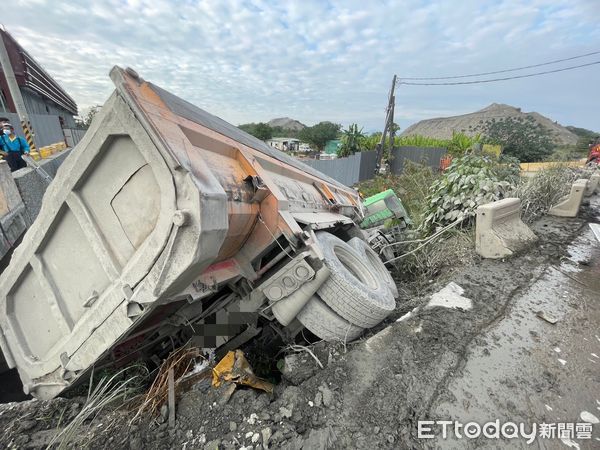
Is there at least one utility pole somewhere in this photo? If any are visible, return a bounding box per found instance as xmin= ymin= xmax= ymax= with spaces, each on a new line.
xmin=0 ymin=30 xmax=37 ymax=151
xmin=375 ymin=74 xmax=396 ymax=175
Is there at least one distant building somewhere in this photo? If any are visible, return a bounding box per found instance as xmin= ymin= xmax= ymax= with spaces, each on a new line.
xmin=324 ymin=139 xmax=341 ymax=155
xmin=318 ymin=153 xmax=337 ymax=160
xmin=266 ymin=137 xmax=300 ymax=152
xmin=298 ymin=143 xmax=312 ymax=153
xmin=0 ymin=29 xmax=79 ymax=146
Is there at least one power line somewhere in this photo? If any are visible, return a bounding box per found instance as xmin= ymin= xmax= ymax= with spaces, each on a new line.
xmin=397 ymin=60 xmax=600 ymax=85
xmin=401 ymin=50 xmax=600 ymax=80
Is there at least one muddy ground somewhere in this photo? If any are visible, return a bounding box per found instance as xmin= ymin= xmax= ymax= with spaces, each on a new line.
xmin=0 ymin=199 xmax=598 ymax=449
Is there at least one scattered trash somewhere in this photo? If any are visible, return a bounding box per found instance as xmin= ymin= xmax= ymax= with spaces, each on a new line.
xmin=536 ymin=310 xmax=558 ymax=324
xmin=553 ymin=347 xmax=561 ymax=353
xmin=580 ymin=411 xmax=599 ymax=424
xmin=545 ymin=404 xmax=553 ymax=411
xmin=212 ymin=350 xmax=274 ymax=394
xmin=557 ymin=358 xmax=567 ymax=366
xmin=426 ymin=282 xmax=472 ymax=311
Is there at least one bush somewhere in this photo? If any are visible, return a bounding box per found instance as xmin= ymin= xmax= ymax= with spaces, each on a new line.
xmin=394 ymin=135 xmax=448 ymax=148
xmin=422 ymin=154 xmax=516 ymax=231
xmin=446 ymin=131 xmax=482 ymax=157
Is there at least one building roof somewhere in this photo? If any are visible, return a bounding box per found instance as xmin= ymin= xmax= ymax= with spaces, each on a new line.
xmin=0 ymin=29 xmax=78 ymax=115
xmin=267 ymin=137 xmax=300 ymax=142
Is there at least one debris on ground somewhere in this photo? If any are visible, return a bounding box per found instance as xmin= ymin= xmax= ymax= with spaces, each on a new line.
xmin=212 ymin=350 xmax=274 ymax=394
xmin=536 ymin=310 xmax=559 ymax=324
xmin=426 ymin=281 xmax=472 ymax=310
xmin=0 ymin=179 xmax=598 ymax=448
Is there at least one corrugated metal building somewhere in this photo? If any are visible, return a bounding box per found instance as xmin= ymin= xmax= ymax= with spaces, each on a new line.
xmin=0 ymin=28 xmax=78 ymax=133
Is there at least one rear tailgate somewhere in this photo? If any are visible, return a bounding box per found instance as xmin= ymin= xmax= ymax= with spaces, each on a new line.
xmin=0 ymin=67 xmax=229 ymax=399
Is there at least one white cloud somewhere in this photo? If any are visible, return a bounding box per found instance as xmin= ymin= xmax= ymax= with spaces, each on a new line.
xmin=4 ymin=0 xmax=600 ymax=131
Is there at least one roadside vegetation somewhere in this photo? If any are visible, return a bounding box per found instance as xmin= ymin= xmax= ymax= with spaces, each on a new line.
xmin=473 ymin=116 xmax=555 ymax=162
xmin=357 ymin=149 xmax=586 ymax=281
xmin=422 ymin=154 xmax=519 ymax=231
xmin=513 ymin=165 xmax=578 ymax=222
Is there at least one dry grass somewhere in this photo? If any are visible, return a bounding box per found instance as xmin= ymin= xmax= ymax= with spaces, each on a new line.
xmin=48 ymin=365 xmax=147 ymax=450
xmin=391 ymin=228 xmax=474 ymax=282
xmin=513 ymin=164 xmax=578 ymax=223
xmin=131 ymin=346 xmax=203 ymax=423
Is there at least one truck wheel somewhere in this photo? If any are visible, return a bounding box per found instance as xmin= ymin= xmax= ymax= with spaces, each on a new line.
xmin=348 ymin=237 xmax=399 ymax=298
xmin=297 ymin=295 xmax=364 ymax=342
xmin=315 ymin=231 xmax=395 ymax=328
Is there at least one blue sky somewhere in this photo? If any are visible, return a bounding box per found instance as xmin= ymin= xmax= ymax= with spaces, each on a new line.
xmin=6 ymin=0 xmax=600 ymax=131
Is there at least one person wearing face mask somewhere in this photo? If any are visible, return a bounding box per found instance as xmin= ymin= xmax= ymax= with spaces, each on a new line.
xmin=0 ymin=123 xmax=30 ymax=172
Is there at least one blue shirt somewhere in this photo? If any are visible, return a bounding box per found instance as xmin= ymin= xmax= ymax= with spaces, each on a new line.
xmin=0 ymin=135 xmax=30 ymax=153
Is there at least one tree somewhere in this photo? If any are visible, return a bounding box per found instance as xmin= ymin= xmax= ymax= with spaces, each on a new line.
xmin=338 ymin=124 xmax=365 ymax=157
xmin=362 ymin=132 xmax=382 ymax=151
xmin=238 ymin=122 xmax=273 ymax=140
xmin=477 ymin=116 xmax=555 ymax=162
xmin=75 ymin=105 xmax=101 ymax=129
xmin=298 ymin=121 xmax=341 ymax=152
xmin=252 ymin=122 xmax=273 ymax=140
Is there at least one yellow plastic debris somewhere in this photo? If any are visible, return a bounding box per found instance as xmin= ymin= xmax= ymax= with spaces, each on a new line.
xmin=212 ymin=350 xmax=274 ymax=393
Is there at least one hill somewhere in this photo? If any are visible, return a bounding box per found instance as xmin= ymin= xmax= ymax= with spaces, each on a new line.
xmin=402 ymin=103 xmax=578 ymax=145
xmin=566 ymin=125 xmax=600 ymax=141
xmin=267 ymin=117 xmax=306 ymax=131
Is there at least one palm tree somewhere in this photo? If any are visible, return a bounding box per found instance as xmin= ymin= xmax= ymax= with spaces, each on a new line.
xmin=338 ymin=124 xmax=365 ymax=157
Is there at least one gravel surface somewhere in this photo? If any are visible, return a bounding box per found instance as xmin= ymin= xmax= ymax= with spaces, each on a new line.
xmin=0 ymin=200 xmax=598 ymax=449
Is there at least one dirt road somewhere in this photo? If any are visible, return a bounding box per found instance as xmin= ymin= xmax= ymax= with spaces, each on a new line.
xmin=0 ymin=199 xmax=598 ymax=449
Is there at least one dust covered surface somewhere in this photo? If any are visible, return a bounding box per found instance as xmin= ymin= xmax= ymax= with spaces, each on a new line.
xmin=0 ymin=204 xmax=596 ymax=450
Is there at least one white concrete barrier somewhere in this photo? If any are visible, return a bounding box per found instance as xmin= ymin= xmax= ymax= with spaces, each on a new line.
xmin=548 ymin=179 xmax=587 ymax=217
xmin=584 ymin=173 xmax=599 ymax=197
xmin=476 ymin=198 xmax=537 ymax=259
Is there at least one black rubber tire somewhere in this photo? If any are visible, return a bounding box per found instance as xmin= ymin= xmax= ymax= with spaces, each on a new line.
xmin=314 ymin=231 xmax=395 ymax=328
xmin=348 ymin=237 xmax=399 ymax=298
xmin=297 ymin=295 xmax=364 ymax=342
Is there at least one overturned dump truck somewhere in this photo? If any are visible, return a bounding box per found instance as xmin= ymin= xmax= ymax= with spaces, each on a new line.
xmin=0 ymin=67 xmax=398 ymax=400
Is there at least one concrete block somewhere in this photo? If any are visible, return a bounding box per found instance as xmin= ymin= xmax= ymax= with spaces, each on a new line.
xmin=476 ymin=198 xmax=537 ymax=259
xmin=548 ymin=179 xmax=587 ymax=217
xmin=584 ymin=173 xmax=599 ymax=197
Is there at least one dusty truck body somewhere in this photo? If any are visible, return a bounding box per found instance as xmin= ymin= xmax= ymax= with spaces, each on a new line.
xmin=0 ymin=67 xmax=397 ymax=400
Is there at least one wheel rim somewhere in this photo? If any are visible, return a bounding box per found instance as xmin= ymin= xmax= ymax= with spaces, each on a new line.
xmin=333 ymin=245 xmax=378 ymax=290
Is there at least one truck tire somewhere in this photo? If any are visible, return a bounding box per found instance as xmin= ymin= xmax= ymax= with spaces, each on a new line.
xmin=297 ymin=295 xmax=364 ymax=342
xmin=348 ymin=237 xmax=399 ymax=298
xmin=315 ymin=231 xmax=395 ymax=328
